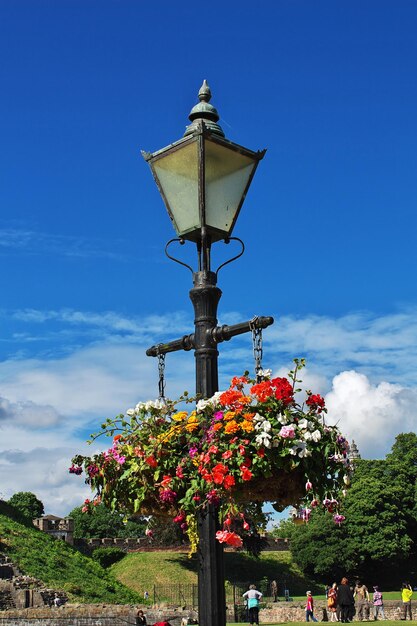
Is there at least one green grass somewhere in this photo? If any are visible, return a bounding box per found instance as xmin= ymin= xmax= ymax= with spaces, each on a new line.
xmin=0 ymin=500 xmax=141 ymax=604
xmin=110 ymin=549 xmax=321 ymax=596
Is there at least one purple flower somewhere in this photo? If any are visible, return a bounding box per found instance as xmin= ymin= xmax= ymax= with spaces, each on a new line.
xmin=213 ymin=411 xmax=224 ymax=421
xmin=189 ymin=446 xmax=198 ymax=458
xmin=69 ymin=464 xmax=82 ymax=475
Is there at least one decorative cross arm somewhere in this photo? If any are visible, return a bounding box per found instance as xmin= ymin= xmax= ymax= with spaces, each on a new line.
xmin=146 ymin=315 xmax=274 ymax=357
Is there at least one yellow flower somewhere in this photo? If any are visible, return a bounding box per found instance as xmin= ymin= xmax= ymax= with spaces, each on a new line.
xmin=185 ymin=414 xmax=199 ymax=432
xmin=172 ymin=411 xmax=188 ymax=422
xmin=241 ymin=420 xmax=254 ymax=433
xmin=224 ymin=420 xmax=239 ymax=434
xmin=224 ymin=411 xmax=236 ymax=421
xmin=157 ymin=423 xmax=182 ymax=442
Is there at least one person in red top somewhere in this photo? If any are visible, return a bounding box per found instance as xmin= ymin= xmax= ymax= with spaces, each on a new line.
xmin=306 ymin=591 xmax=319 ymax=622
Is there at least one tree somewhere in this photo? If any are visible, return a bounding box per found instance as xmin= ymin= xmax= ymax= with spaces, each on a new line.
xmin=289 ymin=433 xmax=417 ymax=586
xmin=68 ymin=503 xmax=146 ymax=539
xmin=7 ymin=492 xmax=44 ymax=521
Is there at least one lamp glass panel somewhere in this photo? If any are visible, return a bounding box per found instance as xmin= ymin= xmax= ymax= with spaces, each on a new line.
xmin=204 ymin=140 xmax=257 ymax=235
xmin=152 ymin=141 xmax=199 ymax=236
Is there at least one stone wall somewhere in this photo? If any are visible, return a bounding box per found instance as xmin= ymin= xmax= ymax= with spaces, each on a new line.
xmin=0 ymin=604 xmax=195 ymax=626
xmin=0 ymin=600 xmax=412 ymax=624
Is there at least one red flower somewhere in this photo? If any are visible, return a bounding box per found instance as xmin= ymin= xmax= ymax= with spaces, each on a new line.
xmin=256 ymin=448 xmax=265 ymax=458
xmin=240 ymin=466 xmax=253 ymax=482
xmin=212 ymin=463 xmax=228 ymax=485
xmin=145 ymin=455 xmax=158 ymax=468
xmin=306 ymin=393 xmax=326 ymax=412
xmin=250 ymin=380 xmax=274 ymax=402
xmin=215 ymin=530 xmax=243 ymax=547
xmin=271 ymin=377 xmax=294 ymax=405
xmin=160 ymin=475 xmax=172 ymax=487
xmin=238 ymin=445 xmax=246 ymax=455
xmin=222 ymin=450 xmax=233 ymax=460
xmin=223 ymin=474 xmax=236 ymax=489
xmin=230 ymin=375 xmax=248 ymax=389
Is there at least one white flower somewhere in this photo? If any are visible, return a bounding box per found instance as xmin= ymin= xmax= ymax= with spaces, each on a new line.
xmin=298 ymin=418 xmax=309 ymax=430
xmin=255 ymin=432 xmax=272 ymax=448
xmin=290 ymin=440 xmax=311 ymax=458
xmin=126 ymin=408 xmax=135 ymax=417
xmin=196 ymin=391 xmax=223 ymax=413
xmin=277 ymin=414 xmax=289 ymax=425
xmin=311 ymin=430 xmax=322 ymax=442
xmin=257 ymin=368 xmax=272 ymax=379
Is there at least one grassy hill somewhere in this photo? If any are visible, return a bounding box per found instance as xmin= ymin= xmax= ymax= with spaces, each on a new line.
xmin=0 ymin=501 xmax=141 ymax=604
xmin=110 ymin=549 xmax=322 ymax=598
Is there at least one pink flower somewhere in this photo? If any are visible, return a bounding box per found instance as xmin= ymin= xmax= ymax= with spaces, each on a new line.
xmin=305 ymin=480 xmax=313 ymax=491
xmin=279 ymin=425 xmax=295 ymax=439
xmin=215 ymin=530 xmax=243 ymax=547
xmin=333 ymin=514 xmax=346 ymax=525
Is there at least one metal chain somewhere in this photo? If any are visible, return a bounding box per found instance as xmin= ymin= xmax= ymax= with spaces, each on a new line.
xmin=249 ymin=316 xmax=263 ymax=382
xmin=157 ymin=350 xmax=166 ymax=402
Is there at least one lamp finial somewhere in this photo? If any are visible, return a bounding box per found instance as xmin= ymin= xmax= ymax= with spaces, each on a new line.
xmin=184 ymin=80 xmax=225 ymax=137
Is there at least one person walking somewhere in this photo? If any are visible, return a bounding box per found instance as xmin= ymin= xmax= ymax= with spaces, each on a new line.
xmin=354 ymin=581 xmax=370 ymax=621
xmin=338 ymin=577 xmax=355 ymax=623
xmin=327 ymin=582 xmax=339 ymax=622
xmin=242 ymin=584 xmax=263 ymax=626
xmin=305 ymin=591 xmax=319 ymax=622
xmin=401 ymin=582 xmax=413 ymax=620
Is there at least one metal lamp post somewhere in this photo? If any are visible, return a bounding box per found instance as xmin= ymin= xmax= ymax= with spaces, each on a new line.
xmin=143 ymin=81 xmax=273 ymax=626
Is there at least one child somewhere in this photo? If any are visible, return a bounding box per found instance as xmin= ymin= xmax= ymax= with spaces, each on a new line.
xmin=306 ymin=591 xmax=319 ymax=622
xmin=373 ymin=586 xmax=386 ymax=620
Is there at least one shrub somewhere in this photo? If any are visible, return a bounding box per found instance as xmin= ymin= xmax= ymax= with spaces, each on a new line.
xmin=92 ymin=546 xmax=125 ymax=568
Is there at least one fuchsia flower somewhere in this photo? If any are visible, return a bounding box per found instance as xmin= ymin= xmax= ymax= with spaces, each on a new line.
xmin=333 ymin=514 xmax=346 ymax=525
xmin=305 ymin=480 xmax=313 ymax=491
xmin=159 ymin=489 xmax=177 ymax=504
xmin=215 ymin=530 xmax=243 ymax=547
xmin=69 ymin=464 xmax=82 ymax=475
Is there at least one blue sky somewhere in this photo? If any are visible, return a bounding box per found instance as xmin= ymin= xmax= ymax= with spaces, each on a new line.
xmin=0 ymin=1 xmax=416 ymax=516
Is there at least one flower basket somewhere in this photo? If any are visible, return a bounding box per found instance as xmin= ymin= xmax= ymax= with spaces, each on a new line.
xmin=71 ymin=361 xmax=351 ymax=551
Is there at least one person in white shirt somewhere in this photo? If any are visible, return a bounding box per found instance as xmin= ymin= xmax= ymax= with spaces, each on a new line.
xmin=243 ymin=584 xmax=263 ymax=626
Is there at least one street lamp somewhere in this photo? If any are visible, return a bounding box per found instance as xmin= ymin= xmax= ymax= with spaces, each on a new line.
xmin=143 ymin=81 xmax=272 ymax=626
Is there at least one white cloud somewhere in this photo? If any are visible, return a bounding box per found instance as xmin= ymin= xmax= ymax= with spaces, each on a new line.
xmin=325 ymin=370 xmax=417 ymax=458
xmin=1 ymin=306 xmax=417 ymax=517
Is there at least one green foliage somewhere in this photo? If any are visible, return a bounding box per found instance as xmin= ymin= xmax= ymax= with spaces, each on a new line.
xmin=289 ymin=433 xmax=417 ymax=586
xmin=68 ymin=503 xmax=145 ymax=539
xmin=270 ymin=518 xmax=297 ymax=540
xmin=92 ymin=546 xmax=125 ymax=568
xmin=7 ymin=491 xmax=44 ymax=520
xmin=0 ymin=501 xmax=141 ymax=603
